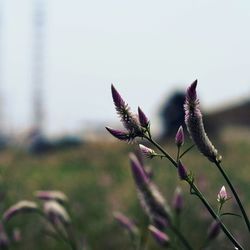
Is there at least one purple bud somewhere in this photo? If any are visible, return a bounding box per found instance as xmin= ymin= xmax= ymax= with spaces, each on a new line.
xmin=139 ymin=144 xmax=156 ymax=158
xmin=175 ymin=126 xmax=184 ymax=147
xmin=105 ymin=127 xmax=133 ymax=142
xmin=138 ymin=107 xmax=149 ymax=128
xmin=178 ymin=162 xmax=188 ymax=180
xmin=3 ymin=201 xmax=38 ymax=222
xmin=217 ymin=186 xmax=228 ymax=203
xmin=111 ymin=84 xmax=126 ymax=109
xmin=207 ymin=220 xmax=221 ymax=240
xmin=149 ymin=225 xmax=170 ymax=247
xmin=172 ymin=187 xmax=183 ymax=214
xmin=113 ymin=211 xmax=139 ymax=235
xmin=129 ymin=153 xmax=149 ymax=187
xmin=186 ymin=80 xmax=197 ymax=102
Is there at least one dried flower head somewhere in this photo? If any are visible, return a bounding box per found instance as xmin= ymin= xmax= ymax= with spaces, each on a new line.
xmin=35 ymin=190 xmax=68 ymax=204
xmin=139 ymin=144 xmax=156 ymax=159
xmin=184 ymin=80 xmax=221 ymax=163
xmin=43 ymin=201 xmax=70 ymax=225
xmin=175 ymin=126 xmax=184 ymax=147
xmin=148 ymin=225 xmax=170 ymax=247
xmin=3 ymin=201 xmax=38 ymax=222
xmin=172 ymin=187 xmax=183 ymax=214
xmin=113 ymin=211 xmax=139 ymax=235
xmin=217 ymin=186 xmax=228 ymax=203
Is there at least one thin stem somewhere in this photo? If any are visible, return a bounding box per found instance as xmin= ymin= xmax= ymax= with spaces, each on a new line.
xmin=144 ymin=136 xmax=244 ymax=249
xmin=215 ymin=162 xmax=250 ymax=232
xmin=170 ymin=224 xmax=193 ymax=250
xmin=190 ymin=183 xmax=244 ymax=250
xmin=179 ymin=145 xmax=195 ymax=159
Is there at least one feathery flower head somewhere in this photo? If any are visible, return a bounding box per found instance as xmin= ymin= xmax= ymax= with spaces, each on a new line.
xmin=178 ymin=162 xmax=188 ymax=180
xmin=129 ymin=153 xmax=149 ymax=187
xmin=149 ymin=225 xmax=170 ymax=247
xmin=43 ymin=201 xmax=71 ymax=225
xmin=175 ymin=126 xmax=184 ymax=147
xmin=184 ymin=80 xmax=221 ymax=163
xmin=139 ymin=144 xmax=156 ymax=159
xmin=113 ymin=211 xmax=139 ymax=235
xmin=217 ymin=186 xmax=228 ymax=203
xmin=138 ymin=106 xmax=150 ymax=129
xmin=3 ymin=201 xmax=38 ymax=222
xmin=111 ymin=84 xmax=126 ymax=109
xmin=35 ymin=190 xmax=68 ymax=204
xmin=172 ymin=187 xmax=183 ymax=214
xmin=207 ymin=220 xmax=221 ymax=240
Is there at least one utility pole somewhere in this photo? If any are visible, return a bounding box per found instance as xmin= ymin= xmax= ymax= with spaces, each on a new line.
xmin=32 ymin=0 xmax=46 ymax=134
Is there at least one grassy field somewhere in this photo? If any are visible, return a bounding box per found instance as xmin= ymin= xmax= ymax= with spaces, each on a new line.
xmin=0 ymin=135 xmax=249 ymax=249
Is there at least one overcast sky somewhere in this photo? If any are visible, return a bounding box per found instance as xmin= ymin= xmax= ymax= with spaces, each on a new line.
xmin=1 ymin=0 xmax=250 ymax=135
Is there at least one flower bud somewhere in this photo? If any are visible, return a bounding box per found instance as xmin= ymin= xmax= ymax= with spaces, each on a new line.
xmin=207 ymin=220 xmax=221 ymax=240
xmin=139 ymin=144 xmax=156 ymax=159
xmin=149 ymin=225 xmax=170 ymax=247
xmin=105 ymin=127 xmax=134 ymax=142
xmin=138 ymin=107 xmax=149 ymax=129
xmin=217 ymin=186 xmax=228 ymax=203
xmin=172 ymin=187 xmax=183 ymax=214
xmin=175 ymin=126 xmax=184 ymax=147
xmin=178 ymin=162 xmax=188 ymax=180
xmin=113 ymin=211 xmax=139 ymax=235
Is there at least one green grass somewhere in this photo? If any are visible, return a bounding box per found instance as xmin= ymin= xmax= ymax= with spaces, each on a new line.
xmin=0 ymin=137 xmax=249 ymax=249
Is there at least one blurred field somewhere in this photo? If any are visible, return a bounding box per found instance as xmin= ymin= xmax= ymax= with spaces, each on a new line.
xmin=0 ymin=134 xmax=250 ymax=249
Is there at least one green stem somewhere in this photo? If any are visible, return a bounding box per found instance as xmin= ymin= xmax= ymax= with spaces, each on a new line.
xmin=144 ymin=136 xmax=244 ymax=249
xmin=215 ymin=162 xmax=250 ymax=232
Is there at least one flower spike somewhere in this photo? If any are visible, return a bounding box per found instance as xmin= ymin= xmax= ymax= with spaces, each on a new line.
xmin=138 ymin=106 xmax=150 ymax=129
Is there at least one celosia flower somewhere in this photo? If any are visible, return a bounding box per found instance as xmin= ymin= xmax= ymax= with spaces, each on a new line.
xmin=184 ymin=80 xmax=221 ymax=163
xmin=105 ymin=127 xmax=135 ymax=142
xmin=43 ymin=201 xmax=70 ymax=225
xmin=149 ymin=225 xmax=170 ymax=247
xmin=139 ymin=144 xmax=156 ymax=159
xmin=3 ymin=201 xmax=38 ymax=222
xmin=111 ymin=84 xmax=142 ymax=135
xmin=113 ymin=211 xmax=139 ymax=235
xmin=138 ymin=106 xmax=150 ymax=129
xmin=35 ymin=190 xmax=68 ymax=204
xmin=175 ymin=126 xmax=184 ymax=147
xmin=207 ymin=220 xmax=221 ymax=240
xmin=130 ymin=154 xmax=171 ymax=230
xmin=217 ymin=186 xmax=228 ymax=203
xmin=172 ymin=187 xmax=183 ymax=214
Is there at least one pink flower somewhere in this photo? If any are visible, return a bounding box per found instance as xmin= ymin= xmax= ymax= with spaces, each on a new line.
xmin=217 ymin=186 xmax=228 ymax=202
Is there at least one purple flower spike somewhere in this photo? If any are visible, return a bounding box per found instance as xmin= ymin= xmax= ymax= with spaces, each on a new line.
xmin=149 ymin=225 xmax=170 ymax=247
xmin=186 ymin=79 xmax=197 ymax=102
xmin=139 ymin=144 xmax=156 ymax=158
xmin=105 ymin=127 xmax=133 ymax=142
xmin=0 ymin=223 xmax=9 ymax=249
xmin=175 ymin=126 xmax=184 ymax=147
xmin=138 ymin=107 xmax=149 ymax=128
xmin=111 ymin=84 xmax=126 ymax=110
xmin=178 ymin=162 xmax=188 ymax=180
xmin=113 ymin=211 xmax=139 ymax=235
xmin=172 ymin=187 xmax=183 ymax=214
xmin=129 ymin=153 xmax=149 ymax=187
xmin=207 ymin=220 xmax=221 ymax=240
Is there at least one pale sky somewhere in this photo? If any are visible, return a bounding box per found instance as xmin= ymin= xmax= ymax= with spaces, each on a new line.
xmin=1 ymin=0 xmax=250 ymax=135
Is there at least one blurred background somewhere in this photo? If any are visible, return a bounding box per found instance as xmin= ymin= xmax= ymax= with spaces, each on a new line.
xmin=0 ymin=0 xmax=249 ymax=249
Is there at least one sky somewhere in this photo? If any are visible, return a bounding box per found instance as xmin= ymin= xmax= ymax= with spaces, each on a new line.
xmin=0 ymin=0 xmax=250 ymax=135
